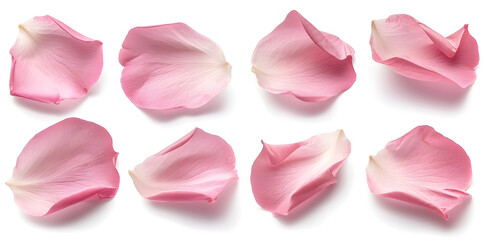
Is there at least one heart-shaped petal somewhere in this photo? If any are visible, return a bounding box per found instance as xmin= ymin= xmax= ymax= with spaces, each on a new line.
xmin=9 ymin=16 xmax=103 ymax=104
xmin=366 ymin=126 xmax=472 ymax=219
xmin=251 ymin=10 xmax=356 ymax=102
xmin=6 ymin=118 xmax=119 ymax=216
xmin=129 ymin=128 xmax=237 ymax=202
xmin=119 ymin=23 xmax=231 ymax=110
xmin=370 ymin=14 xmax=479 ymax=88
xmin=251 ymin=130 xmax=350 ymax=215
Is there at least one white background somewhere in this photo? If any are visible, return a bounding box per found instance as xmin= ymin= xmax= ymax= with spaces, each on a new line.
xmin=0 ymin=0 xmax=482 ymax=238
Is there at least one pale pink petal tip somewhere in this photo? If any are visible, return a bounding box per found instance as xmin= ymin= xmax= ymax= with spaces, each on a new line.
xmin=366 ymin=126 xmax=472 ymax=219
xmin=251 ymin=10 xmax=356 ymax=102
xmin=129 ymin=128 xmax=238 ymax=202
xmin=9 ymin=16 xmax=103 ymax=104
xmin=119 ymin=23 xmax=231 ymax=110
xmin=6 ymin=118 xmax=119 ymax=217
xmin=251 ymin=130 xmax=351 ymax=215
xmin=370 ymin=14 xmax=479 ymax=88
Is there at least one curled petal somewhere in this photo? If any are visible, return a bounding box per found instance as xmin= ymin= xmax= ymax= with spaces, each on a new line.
xmin=9 ymin=16 xmax=103 ymax=104
xmin=6 ymin=118 xmax=119 ymax=216
xmin=129 ymin=128 xmax=237 ymax=202
xmin=370 ymin=14 xmax=479 ymax=88
xmin=119 ymin=23 xmax=231 ymax=110
xmin=366 ymin=126 xmax=472 ymax=219
xmin=251 ymin=10 xmax=356 ymax=102
xmin=251 ymin=130 xmax=350 ymax=215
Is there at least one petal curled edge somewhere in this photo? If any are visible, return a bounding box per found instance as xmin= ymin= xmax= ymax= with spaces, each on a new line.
xmin=129 ymin=128 xmax=238 ymax=202
xmin=6 ymin=118 xmax=119 ymax=216
xmin=251 ymin=130 xmax=351 ymax=215
xmin=251 ymin=10 xmax=356 ymax=102
xmin=119 ymin=23 xmax=231 ymax=110
xmin=366 ymin=126 xmax=472 ymax=219
xmin=9 ymin=16 xmax=103 ymax=104
xmin=370 ymin=14 xmax=479 ymax=88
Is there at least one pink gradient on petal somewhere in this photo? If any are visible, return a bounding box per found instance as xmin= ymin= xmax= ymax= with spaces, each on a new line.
xmin=251 ymin=130 xmax=351 ymax=215
xmin=119 ymin=23 xmax=231 ymax=110
xmin=9 ymin=16 xmax=103 ymax=104
xmin=370 ymin=14 xmax=479 ymax=88
xmin=366 ymin=126 xmax=472 ymax=219
xmin=129 ymin=128 xmax=237 ymax=202
xmin=251 ymin=10 xmax=356 ymax=102
xmin=6 ymin=118 xmax=119 ymax=217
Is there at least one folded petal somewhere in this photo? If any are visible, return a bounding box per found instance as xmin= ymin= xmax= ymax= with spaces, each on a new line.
xmin=370 ymin=14 xmax=479 ymax=88
xmin=9 ymin=16 xmax=103 ymax=104
xmin=6 ymin=118 xmax=119 ymax=216
xmin=366 ymin=126 xmax=472 ymax=219
xmin=119 ymin=23 xmax=231 ymax=110
xmin=251 ymin=130 xmax=350 ymax=215
xmin=251 ymin=10 xmax=356 ymax=102
xmin=129 ymin=128 xmax=237 ymax=202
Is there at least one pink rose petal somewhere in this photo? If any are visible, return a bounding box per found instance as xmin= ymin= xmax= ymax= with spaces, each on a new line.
xmin=9 ymin=16 xmax=103 ymax=104
xmin=129 ymin=128 xmax=237 ymax=202
xmin=6 ymin=118 xmax=119 ymax=216
xmin=251 ymin=10 xmax=356 ymax=102
xmin=119 ymin=23 xmax=231 ymax=110
xmin=366 ymin=126 xmax=472 ymax=219
xmin=251 ymin=130 xmax=351 ymax=215
xmin=370 ymin=14 xmax=479 ymax=88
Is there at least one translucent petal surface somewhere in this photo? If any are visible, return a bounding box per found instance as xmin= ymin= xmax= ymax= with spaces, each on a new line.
xmin=129 ymin=128 xmax=237 ymax=202
xmin=252 ymin=10 xmax=356 ymax=102
xmin=366 ymin=126 xmax=472 ymax=219
xmin=9 ymin=16 xmax=103 ymax=104
xmin=7 ymin=118 xmax=119 ymax=216
xmin=119 ymin=23 xmax=231 ymax=110
xmin=370 ymin=14 xmax=479 ymax=88
xmin=251 ymin=130 xmax=350 ymax=215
